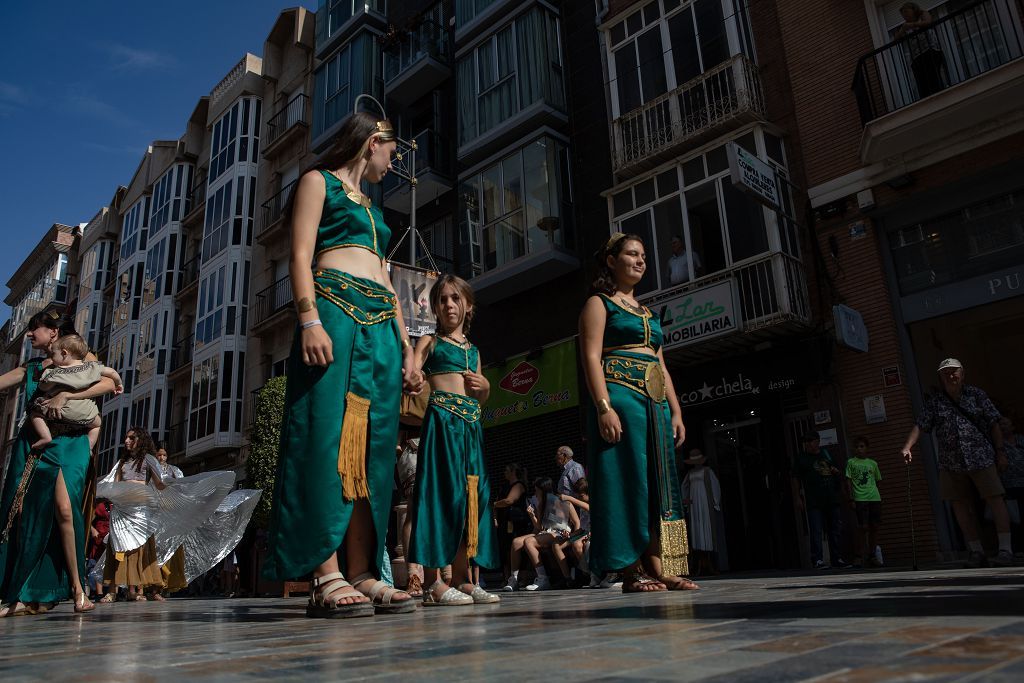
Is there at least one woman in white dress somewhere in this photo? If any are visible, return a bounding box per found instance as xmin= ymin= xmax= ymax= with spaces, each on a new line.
xmin=680 ymin=449 xmax=723 ymax=576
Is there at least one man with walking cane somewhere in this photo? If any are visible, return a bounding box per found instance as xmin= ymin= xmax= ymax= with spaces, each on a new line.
xmin=901 ymin=358 xmax=1014 ymax=567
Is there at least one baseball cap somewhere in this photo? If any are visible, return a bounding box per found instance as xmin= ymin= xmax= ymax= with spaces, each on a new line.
xmin=937 ymin=358 xmax=962 ymax=372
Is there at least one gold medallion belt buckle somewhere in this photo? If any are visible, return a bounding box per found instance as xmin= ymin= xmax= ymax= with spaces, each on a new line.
xmin=643 ymin=362 xmax=667 ymax=402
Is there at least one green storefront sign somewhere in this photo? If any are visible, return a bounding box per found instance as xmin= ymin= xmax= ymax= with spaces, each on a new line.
xmin=481 ymin=339 xmax=579 ymax=428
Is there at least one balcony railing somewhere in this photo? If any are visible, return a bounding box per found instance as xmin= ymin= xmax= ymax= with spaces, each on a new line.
xmin=853 ymin=0 xmax=1024 ymax=124
xmin=167 ymin=421 xmax=186 ymax=456
xmin=611 ymin=54 xmax=766 ymax=175
xmin=184 ymin=171 xmax=207 ymax=222
xmin=644 ymin=252 xmax=811 ymax=332
xmin=170 ymin=334 xmax=194 ymax=374
xmin=254 ymin=276 xmax=293 ymax=327
xmin=611 ymin=54 xmax=765 ymax=174
xmin=178 ymin=255 xmax=200 ymax=292
xmin=258 ymin=181 xmax=297 ymax=238
xmin=384 ymin=20 xmax=450 ymax=84
xmin=265 ymin=94 xmax=310 ymax=148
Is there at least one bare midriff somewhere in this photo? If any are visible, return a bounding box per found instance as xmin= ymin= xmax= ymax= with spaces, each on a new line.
xmin=427 ymin=372 xmax=470 ymax=396
xmin=314 ymin=247 xmax=388 ymax=286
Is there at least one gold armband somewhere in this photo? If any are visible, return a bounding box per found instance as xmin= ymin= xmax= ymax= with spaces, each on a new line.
xmin=597 ymin=399 xmax=612 ymax=415
xmin=297 ymin=297 xmax=315 ymax=313
xmin=401 ymin=338 xmax=412 ymax=350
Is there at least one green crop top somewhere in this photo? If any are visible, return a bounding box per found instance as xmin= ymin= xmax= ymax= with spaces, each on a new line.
xmin=423 ymin=335 xmax=479 ymax=376
xmin=314 ymin=170 xmax=391 ymax=261
xmin=599 ymin=294 xmax=663 ymax=354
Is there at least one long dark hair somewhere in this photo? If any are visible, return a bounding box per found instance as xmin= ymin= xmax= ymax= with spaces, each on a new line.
xmin=505 ymin=462 xmax=526 ymax=484
xmin=533 ymin=476 xmax=554 ymax=523
xmin=27 ymin=309 xmax=78 ymax=338
xmin=281 ymin=111 xmax=395 ymax=228
xmin=590 ymin=233 xmax=644 ymax=295
xmin=430 ymin=273 xmax=476 ymax=335
xmin=122 ymin=426 xmax=157 ymax=473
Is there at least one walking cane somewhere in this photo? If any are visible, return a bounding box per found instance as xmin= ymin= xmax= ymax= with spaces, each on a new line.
xmin=906 ymin=461 xmax=918 ymax=571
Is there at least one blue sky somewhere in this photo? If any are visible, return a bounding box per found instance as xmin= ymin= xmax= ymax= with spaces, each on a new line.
xmin=0 ymin=1 xmax=314 ymax=321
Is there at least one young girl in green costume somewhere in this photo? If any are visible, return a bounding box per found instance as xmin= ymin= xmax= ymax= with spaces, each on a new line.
xmin=263 ymin=112 xmax=422 ymax=618
xmin=0 ymin=310 xmax=118 ymax=616
xmin=408 ymin=275 xmax=500 ymax=606
xmin=579 ymin=234 xmax=699 ymax=593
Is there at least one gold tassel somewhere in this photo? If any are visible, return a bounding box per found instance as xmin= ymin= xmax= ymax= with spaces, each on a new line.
xmin=337 ymin=392 xmax=370 ymax=501
xmin=659 ymin=518 xmax=690 ymax=577
xmin=466 ymin=475 xmax=479 ymax=558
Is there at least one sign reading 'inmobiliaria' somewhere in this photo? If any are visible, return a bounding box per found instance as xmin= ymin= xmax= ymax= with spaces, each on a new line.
xmin=650 ymin=279 xmax=741 ymax=350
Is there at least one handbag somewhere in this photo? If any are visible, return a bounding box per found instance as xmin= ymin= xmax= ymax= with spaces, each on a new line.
xmin=399 ymin=389 xmax=429 ymax=426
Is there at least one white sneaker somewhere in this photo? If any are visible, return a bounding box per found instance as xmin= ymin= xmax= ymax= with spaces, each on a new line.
xmin=598 ymin=572 xmax=619 ymax=589
xmin=525 ymin=576 xmax=551 ymax=591
xmin=499 ymin=580 xmax=517 ymax=592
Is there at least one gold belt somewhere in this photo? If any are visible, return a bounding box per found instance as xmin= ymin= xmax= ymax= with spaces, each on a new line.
xmin=429 ymin=391 xmax=481 ymax=422
xmin=603 ymin=356 xmax=667 ymax=402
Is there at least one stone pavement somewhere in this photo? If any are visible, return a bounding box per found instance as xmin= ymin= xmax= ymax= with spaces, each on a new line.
xmin=2 ymin=567 xmax=1023 ymax=682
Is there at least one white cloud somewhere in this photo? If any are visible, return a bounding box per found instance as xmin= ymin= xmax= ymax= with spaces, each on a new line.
xmin=99 ymin=43 xmax=176 ymax=71
xmin=0 ymin=81 xmax=28 ymax=117
xmin=66 ymin=90 xmax=141 ymax=128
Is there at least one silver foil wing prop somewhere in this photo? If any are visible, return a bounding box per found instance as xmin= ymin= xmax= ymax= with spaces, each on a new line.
xmin=152 ymin=470 xmax=237 ymax=562
xmin=99 ymin=480 xmax=162 ymax=553
xmin=169 ymin=489 xmax=261 ymax=583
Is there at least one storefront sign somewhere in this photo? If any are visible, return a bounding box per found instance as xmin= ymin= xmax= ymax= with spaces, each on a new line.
xmin=482 ymin=339 xmax=579 ymax=428
xmin=727 ymin=142 xmax=780 ymax=211
xmin=883 ymin=366 xmax=902 ymax=387
xmin=833 ymin=304 xmax=869 ymax=352
xmin=864 ymin=395 xmax=887 ymax=424
xmin=818 ymin=428 xmax=839 ymax=446
xmin=814 ymin=410 xmax=832 ymax=425
xmin=653 ymin=280 xmax=740 ymax=350
xmin=388 ymin=262 xmax=437 ymax=337
xmin=901 ymin=265 xmax=1023 ymax=323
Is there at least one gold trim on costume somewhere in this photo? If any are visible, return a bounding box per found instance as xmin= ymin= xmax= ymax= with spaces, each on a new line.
xmin=428 ymin=391 xmax=481 ymax=422
xmin=602 ymin=356 xmax=668 ymax=403
xmin=338 ymin=391 xmax=370 ymax=501
xmin=466 ymin=474 xmax=479 ymax=558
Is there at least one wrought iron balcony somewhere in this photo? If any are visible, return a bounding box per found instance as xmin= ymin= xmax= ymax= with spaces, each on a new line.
xmin=384 ymin=19 xmax=451 ymax=104
xmin=183 ymin=170 xmax=207 ymax=224
xmin=177 ymin=255 xmax=200 ymax=296
xmin=611 ymin=54 xmax=766 ymax=176
xmin=853 ymin=0 xmax=1023 ymax=125
xmin=264 ymin=94 xmax=310 ymax=152
xmin=643 ymin=251 xmax=811 ymax=335
xmin=258 ymin=180 xmax=297 ymax=241
xmin=169 ymin=334 xmax=194 ymax=374
xmin=254 ymin=276 xmax=293 ymax=328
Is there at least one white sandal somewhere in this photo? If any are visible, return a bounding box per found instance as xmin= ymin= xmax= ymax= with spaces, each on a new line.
xmin=351 ymin=573 xmax=417 ymax=614
xmin=422 ymin=580 xmax=474 ymax=607
xmin=306 ymin=572 xmax=374 ymax=619
xmin=460 ymin=585 xmax=501 ymax=604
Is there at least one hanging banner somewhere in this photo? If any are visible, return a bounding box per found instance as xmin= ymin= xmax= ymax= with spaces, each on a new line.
xmin=387 ymin=262 xmax=437 ymax=338
xmin=482 ymin=339 xmax=579 ymax=428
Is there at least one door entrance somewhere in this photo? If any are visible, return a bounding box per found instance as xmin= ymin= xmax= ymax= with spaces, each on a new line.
xmin=704 ymin=411 xmax=798 ymax=572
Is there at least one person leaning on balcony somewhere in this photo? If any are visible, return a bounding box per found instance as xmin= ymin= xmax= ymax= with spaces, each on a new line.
xmin=895 ymin=2 xmax=946 ymax=98
xmin=0 ymin=310 xmax=119 ymax=617
xmin=262 ymin=111 xmax=424 ymax=619
xmin=902 ymin=358 xmax=1015 ymax=567
xmin=579 ymin=232 xmax=698 ymax=593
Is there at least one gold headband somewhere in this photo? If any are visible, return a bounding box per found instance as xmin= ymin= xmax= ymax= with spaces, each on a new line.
xmin=375 ymin=120 xmax=395 ymax=140
xmin=48 ymin=310 xmax=61 ymax=320
xmin=604 ymin=233 xmax=627 ymax=252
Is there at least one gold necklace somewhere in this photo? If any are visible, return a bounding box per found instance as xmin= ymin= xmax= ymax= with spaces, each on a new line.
xmin=329 ymin=170 xmax=371 ymax=208
xmin=618 ymin=296 xmax=645 ymax=315
xmin=442 ymin=333 xmax=470 ymax=348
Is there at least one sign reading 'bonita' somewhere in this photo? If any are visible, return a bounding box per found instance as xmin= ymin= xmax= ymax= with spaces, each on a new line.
xmin=651 ymin=279 xmax=741 ymax=350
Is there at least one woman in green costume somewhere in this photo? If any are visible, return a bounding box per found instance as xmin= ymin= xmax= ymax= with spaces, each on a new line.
xmin=263 ymin=112 xmax=421 ymax=618
xmin=409 ymin=275 xmax=500 ymax=606
xmin=579 ymin=234 xmax=699 ymax=592
xmin=0 ymin=310 xmax=117 ymax=616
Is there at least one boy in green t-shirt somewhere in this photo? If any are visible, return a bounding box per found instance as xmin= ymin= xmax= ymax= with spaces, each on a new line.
xmin=845 ymin=436 xmax=883 ymax=567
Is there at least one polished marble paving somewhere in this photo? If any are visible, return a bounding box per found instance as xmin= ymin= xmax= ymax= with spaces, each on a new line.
xmin=2 ymin=567 xmax=1023 ymax=681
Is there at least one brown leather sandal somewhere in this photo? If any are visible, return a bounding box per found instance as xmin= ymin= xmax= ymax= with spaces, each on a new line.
xmin=306 ymin=572 xmax=374 ymax=619
xmin=621 ymin=569 xmax=667 ymax=593
xmin=352 ymin=573 xmax=418 ymax=614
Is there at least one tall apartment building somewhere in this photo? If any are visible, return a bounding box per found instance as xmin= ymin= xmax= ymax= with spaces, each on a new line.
xmin=766 ymin=0 xmax=1024 ymax=562
xmin=1 ymin=224 xmax=79 ymax=449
